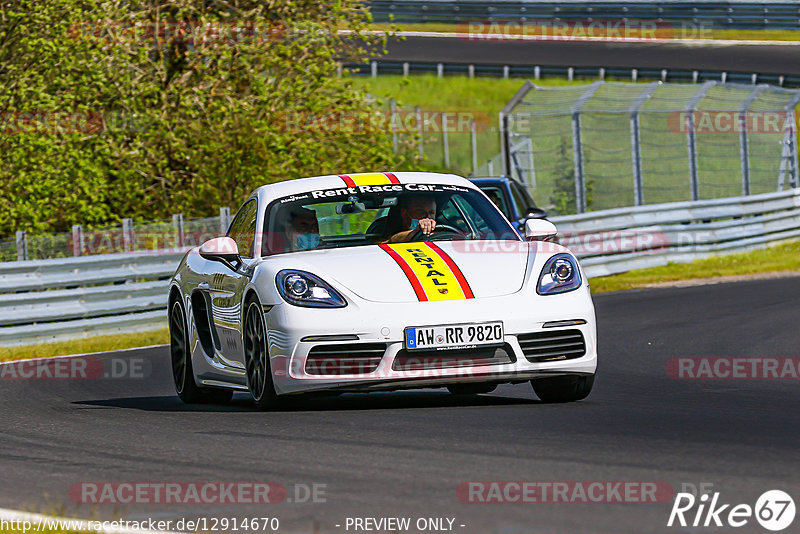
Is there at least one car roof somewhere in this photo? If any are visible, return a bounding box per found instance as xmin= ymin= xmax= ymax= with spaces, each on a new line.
xmin=252 ymin=172 xmax=480 ymax=204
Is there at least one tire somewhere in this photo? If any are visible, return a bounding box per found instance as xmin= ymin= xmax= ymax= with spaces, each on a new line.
xmin=447 ymin=383 xmax=498 ymax=395
xmin=169 ymin=298 xmax=233 ymax=404
xmin=531 ymin=374 xmax=594 ymax=403
xmin=243 ymin=298 xmax=280 ymax=410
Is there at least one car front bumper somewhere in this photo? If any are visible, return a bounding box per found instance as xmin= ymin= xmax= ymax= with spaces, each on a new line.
xmin=265 ymin=285 xmax=598 ymax=395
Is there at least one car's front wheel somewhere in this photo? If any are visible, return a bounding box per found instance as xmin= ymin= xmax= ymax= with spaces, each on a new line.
xmin=169 ymin=298 xmax=232 ymax=404
xmin=243 ymin=298 xmax=280 ymax=410
xmin=531 ymin=374 xmax=594 ymax=403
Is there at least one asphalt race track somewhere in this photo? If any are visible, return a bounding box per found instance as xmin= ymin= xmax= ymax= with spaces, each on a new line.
xmin=2 ymin=277 xmax=800 ymax=533
xmin=382 ymin=36 xmax=800 ymax=76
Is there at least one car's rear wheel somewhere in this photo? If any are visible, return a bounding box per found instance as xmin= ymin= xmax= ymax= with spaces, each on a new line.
xmin=243 ymin=298 xmax=280 ymax=410
xmin=531 ymin=374 xmax=594 ymax=403
xmin=447 ymin=383 xmax=497 ymax=395
xmin=169 ymin=298 xmax=232 ymax=404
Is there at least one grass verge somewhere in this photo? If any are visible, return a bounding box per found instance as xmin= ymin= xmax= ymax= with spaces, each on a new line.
xmin=0 ymin=328 xmax=168 ymax=363
xmin=589 ymin=240 xmax=800 ymax=293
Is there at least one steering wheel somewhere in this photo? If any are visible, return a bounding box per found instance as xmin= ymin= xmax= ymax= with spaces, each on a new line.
xmin=408 ymin=223 xmax=464 ymax=242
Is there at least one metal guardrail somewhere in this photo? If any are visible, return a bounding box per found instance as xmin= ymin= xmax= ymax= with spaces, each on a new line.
xmin=1 ymin=189 xmax=799 ymax=346
xmin=0 ymin=250 xmax=185 ymax=346
xmin=369 ymin=1 xmax=800 ymax=31
xmin=349 ymin=61 xmax=800 ymax=90
xmin=553 ymin=188 xmax=800 ymax=277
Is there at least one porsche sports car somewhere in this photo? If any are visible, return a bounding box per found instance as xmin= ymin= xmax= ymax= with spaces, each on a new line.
xmin=168 ymin=172 xmax=597 ymax=409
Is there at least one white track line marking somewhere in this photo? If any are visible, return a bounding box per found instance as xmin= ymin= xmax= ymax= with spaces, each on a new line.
xmin=345 ymin=29 xmax=800 ymax=47
xmin=0 ymin=507 xmax=182 ymax=534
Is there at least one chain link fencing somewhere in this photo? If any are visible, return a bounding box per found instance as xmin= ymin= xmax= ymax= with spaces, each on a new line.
xmin=498 ymin=80 xmax=800 ymax=215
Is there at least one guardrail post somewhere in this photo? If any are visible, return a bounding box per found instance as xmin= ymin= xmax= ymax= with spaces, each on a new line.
xmin=685 ymin=82 xmax=715 ymax=201
xmin=122 ymin=218 xmax=134 ymax=252
xmin=415 ymin=106 xmax=423 ymax=157
xmin=503 ymin=65 xmax=509 ymax=79
xmin=471 ymin=120 xmax=478 ymax=175
xmin=437 ymin=63 xmax=443 ymax=78
xmin=402 ymin=62 xmax=409 ymax=77
xmin=15 ymin=230 xmax=27 ymax=261
xmin=172 ymin=214 xmax=185 ymax=248
xmin=442 ymin=112 xmax=450 ymax=168
xmin=629 ymin=82 xmax=659 ymax=206
xmin=468 ymin=64 xmax=475 ymax=78
xmin=219 ymin=207 xmax=231 ymax=236
xmin=739 ymin=86 xmax=767 ymax=196
xmin=390 ymin=99 xmax=398 ymax=154
xmin=370 ymin=60 xmax=377 ymax=78
xmin=71 ymin=225 xmax=84 ymax=256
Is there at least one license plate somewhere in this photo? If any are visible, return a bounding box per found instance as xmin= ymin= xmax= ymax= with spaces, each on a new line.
xmin=404 ymin=321 xmax=504 ymax=352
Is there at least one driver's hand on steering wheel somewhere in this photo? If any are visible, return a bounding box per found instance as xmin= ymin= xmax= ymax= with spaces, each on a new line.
xmin=417 ymin=218 xmax=436 ymax=235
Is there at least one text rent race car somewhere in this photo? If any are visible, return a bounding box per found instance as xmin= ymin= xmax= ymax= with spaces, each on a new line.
xmin=168 ymin=172 xmax=597 ymax=409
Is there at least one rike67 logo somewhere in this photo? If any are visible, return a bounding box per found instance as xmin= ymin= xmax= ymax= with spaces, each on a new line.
xmin=668 ymin=489 xmax=795 ymax=531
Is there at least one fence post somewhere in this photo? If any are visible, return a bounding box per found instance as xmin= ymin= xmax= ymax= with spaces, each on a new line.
xmin=390 ymin=99 xmax=398 ymax=154
xmin=71 ymin=224 xmax=84 ymax=257
xmin=219 ymin=207 xmax=231 ymax=236
xmin=629 ymin=82 xmax=659 ymax=206
xmin=442 ymin=112 xmax=450 ymax=168
xmin=685 ymin=82 xmax=715 ymax=201
xmin=415 ymin=105 xmax=423 ymax=158
xmin=122 ymin=218 xmax=134 ymax=252
xmin=739 ymin=86 xmax=767 ymax=196
xmin=570 ymin=81 xmax=603 ymax=214
xmin=15 ymin=231 xmax=27 ymax=261
xmin=471 ymin=120 xmax=478 ymax=175
xmin=172 ymin=214 xmax=185 ymax=248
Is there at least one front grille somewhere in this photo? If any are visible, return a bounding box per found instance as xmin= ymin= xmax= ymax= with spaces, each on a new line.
xmin=392 ymin=344 xmax=515 ymax=371
xmin=517 ymin=330 xmax=586 ymax=362
xmin=305 ymin=343 xmax=386 ymax=375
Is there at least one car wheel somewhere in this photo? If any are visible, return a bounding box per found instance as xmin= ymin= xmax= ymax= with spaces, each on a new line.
xmin=169 ymin=299 xmax=233 ymax=404
xmin=243 ymin=298 xmax=280 ymax=410
xmin=531 ymin=374 xmax=594 ymax=403
xmin=447 ymin=383 xmax=498 ymax=395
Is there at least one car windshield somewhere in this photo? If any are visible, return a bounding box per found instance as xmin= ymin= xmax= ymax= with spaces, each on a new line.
xmin=261 ymin=183 xmax=519 ymax=255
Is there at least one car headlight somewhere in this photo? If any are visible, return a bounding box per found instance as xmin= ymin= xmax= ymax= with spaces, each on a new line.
xmin=276 ymin=270 xmax=347 ymax=308
xmin=537 ymin=254 xmax=582 ymax=295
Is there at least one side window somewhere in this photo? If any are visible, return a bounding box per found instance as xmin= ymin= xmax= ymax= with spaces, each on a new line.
xmin=227 ymin=199 xmax=258 ymax=258
xmin=481 ymin=186 xmax=512 ymax=218
xmin=510 ymin=182 xmax=533 ymax=215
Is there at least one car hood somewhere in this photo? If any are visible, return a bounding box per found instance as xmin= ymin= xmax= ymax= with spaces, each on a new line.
xmin=274 ymin=241 xmax=531 ymax=303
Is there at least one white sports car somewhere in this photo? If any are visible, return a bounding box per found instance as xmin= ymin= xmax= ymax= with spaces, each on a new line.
xmin=168 ymin=172 xmax=597 ymax=409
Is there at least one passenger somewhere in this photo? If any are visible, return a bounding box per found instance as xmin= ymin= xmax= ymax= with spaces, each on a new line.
xmin=285 ymin=207 xmax=320 ymax=251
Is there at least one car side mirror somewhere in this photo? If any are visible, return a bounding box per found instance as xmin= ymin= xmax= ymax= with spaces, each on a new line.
xmin=525 ymin=207 xmax=548 ymax=219
xmin=199 ymin=237 xmax=242 ymax=269
xmin=524 ymin=219 xmax=558 ymax=241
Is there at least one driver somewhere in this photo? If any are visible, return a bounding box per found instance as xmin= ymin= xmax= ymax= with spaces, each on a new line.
xmin=285 ymin=207 xmax=320 ymax=251
xmin=386 ymin=195 xmax=437 ymax=243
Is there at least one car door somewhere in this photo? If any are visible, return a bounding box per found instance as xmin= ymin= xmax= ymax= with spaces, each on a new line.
xmin=208 ymin=198 xmax=258 ymax=370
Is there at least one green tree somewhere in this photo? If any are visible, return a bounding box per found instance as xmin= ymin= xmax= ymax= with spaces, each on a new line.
xmin=0 ymin=0 xmax=406 ymax=235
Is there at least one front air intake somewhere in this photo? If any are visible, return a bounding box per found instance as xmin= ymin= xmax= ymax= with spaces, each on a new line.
xmin=305 ymin=343 xmax=386 ymax=375
xmin=517 ymin=330 xmax=586 ymax=362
